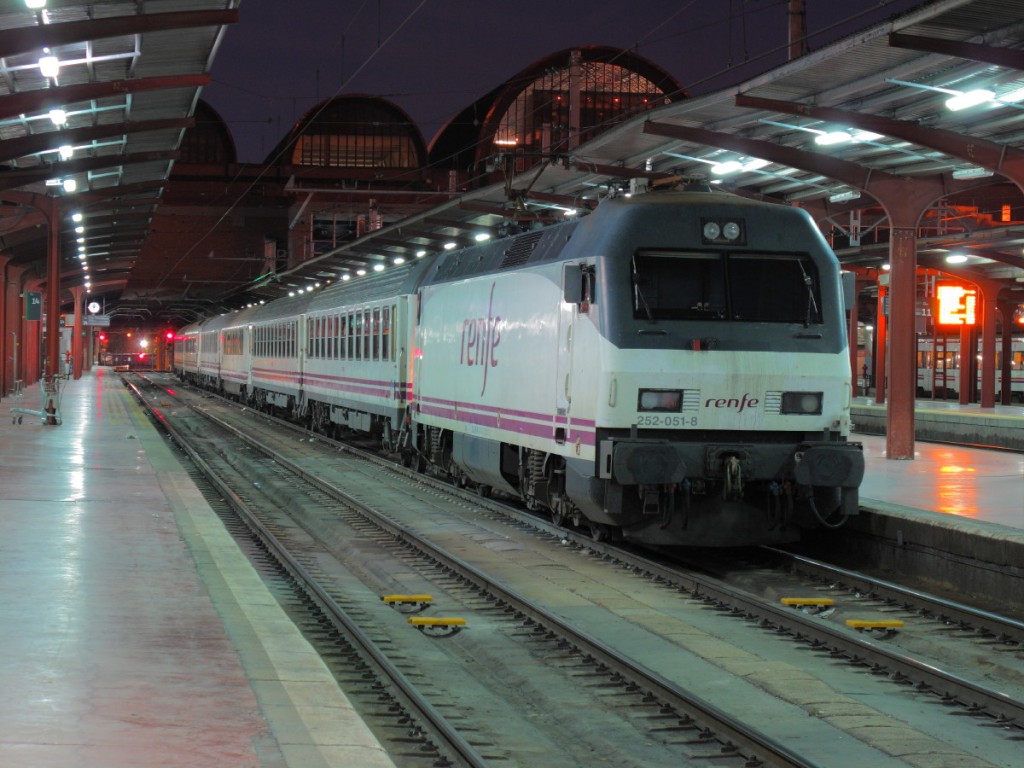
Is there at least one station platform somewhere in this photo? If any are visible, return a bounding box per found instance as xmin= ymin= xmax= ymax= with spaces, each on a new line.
xmin=851 ymin=396 xmax=1024 ymax=450
xmin=0 ymin=369 xmax=395 ymax=768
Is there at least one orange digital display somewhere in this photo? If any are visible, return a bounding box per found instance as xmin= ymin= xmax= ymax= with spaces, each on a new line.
xmin=936 ymin=284 xmax=977 ymax=326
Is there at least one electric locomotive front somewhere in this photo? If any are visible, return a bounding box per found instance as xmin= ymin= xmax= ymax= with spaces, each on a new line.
xmin=567 ymin=189 xmax=864 ymax=546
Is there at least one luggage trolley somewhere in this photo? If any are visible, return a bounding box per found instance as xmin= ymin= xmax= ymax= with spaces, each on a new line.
xmin=11 ymin=373 xmax=64 ymax=425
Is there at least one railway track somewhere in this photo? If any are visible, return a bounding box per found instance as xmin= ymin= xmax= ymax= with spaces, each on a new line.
xmin=127 ymin=373 xmax=1024 ymax=767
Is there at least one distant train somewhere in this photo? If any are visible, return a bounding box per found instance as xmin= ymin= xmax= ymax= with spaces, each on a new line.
xmin=916 ymin=337 xmax=1024 ymax=401
xmin=175 ymin=186 xmax=864 ymax=547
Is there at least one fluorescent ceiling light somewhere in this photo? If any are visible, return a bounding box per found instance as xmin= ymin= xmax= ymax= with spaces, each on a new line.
xmin=945 ymin=89 xmax=994 ymax=111
xmin=998 ymin=87 xmax=1024 ymax=104
xmin=814 ymin=131 xmax=851 ymax=146
xmin=852 ymin=130 xmax=883 ymax=142
xmin=48 ymin=108 xmax=67 ymax=126
xmin=945 ymin=254 xmax=969 ymax=264
xmin=62 ymin=178 xmax=77 ymax=192
xmin=26 ymin=1 xmax=47 ymax=9
xmin=828 ymin=190 xmax=861 ymax=203
xmin=951 ymin=166 xmax=994 ymax=179
xmin=58 ymin=144 xmax=73 ymax=160
xmin=473 ymin=233 xmax=491 ymax=242
xmin=443 ymin=241 xmax=457 ymax=250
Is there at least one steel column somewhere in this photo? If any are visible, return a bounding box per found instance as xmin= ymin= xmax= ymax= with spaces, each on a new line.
xmin=887 ymin=229 xmax=917 ymax=459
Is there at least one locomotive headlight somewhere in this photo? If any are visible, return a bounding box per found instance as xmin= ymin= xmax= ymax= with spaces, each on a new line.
xmin=781 ymin=391 xmax=823 ymax=415
xmin=701 ymin=217 xmax=746 ymax=244
xmin=638 ymin=388 xmax=682 ymax=412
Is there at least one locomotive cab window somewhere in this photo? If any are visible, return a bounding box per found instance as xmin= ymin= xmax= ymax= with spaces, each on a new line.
xmin=632 ymin=250 xmax=823 ymax=325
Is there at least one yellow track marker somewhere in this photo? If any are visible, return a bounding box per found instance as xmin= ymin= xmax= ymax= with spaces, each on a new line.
xmin=845 ymin=619 xmax=905 ymax=629
xmin=781 ymin=597 xmax=836 ymax=606
xmin=381 ymin=594 xmax=434 ymax=604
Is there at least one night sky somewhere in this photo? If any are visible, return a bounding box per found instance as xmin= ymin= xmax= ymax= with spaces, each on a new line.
xmin=204 ymin=0 xmax=926 ymax=164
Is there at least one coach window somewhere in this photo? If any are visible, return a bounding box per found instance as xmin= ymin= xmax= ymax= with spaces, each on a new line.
xmin=363 ymin=308 xmax=371 ymax=359
xmin=372 ymin=307 xmax=381 ymax=360
xmin=382 ymin=306 xmax=391 ymax=362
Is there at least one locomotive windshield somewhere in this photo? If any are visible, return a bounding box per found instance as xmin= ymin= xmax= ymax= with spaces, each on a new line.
xmin=632 ymin=250 xmax=823 ymax=325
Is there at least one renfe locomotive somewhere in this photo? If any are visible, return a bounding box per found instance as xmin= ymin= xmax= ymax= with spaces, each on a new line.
xmin=175 ymin=186 xmax=864 ymax=546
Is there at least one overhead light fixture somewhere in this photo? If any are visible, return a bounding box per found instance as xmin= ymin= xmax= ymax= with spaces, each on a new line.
xmin=473 ymin=233 xmax=491 ymax=242
xmin=814 ymin=131 xmax=851 ymax=146
xmin=74 ymin=225 xmax=84 ymax=234
xmin=945 ymin=254 xmax=969 ymax=264
xmin=38 ymin=55 xmax=60 ymax=79
xmin=25 ymin=1 xmax=48 ymax=9
xmin=711 ymin=160 xmax=743 ymax=175
xmin=48 ymin=108 xmax=66 ymax=126
xmin=62 ymin=178 xmax=77 ymax=192
xmin=952 ymin=166 xmax=994 ymax=179
xmin=443 ymin=241 xmax=457 ymax=250
xmin=945 ymin=89 xmax=994 ymax=111
xmin=393 ymin=257 xmax=405 ymax=264
xmin=58 ymin=144 xmax=73 ymax=160
xmin=416 ymin=250 xmax=427 ymax=258
xmin=356 ymin=269 xmax=366 ymax=276
xmin=71 ymin=211 xmax=83 ymax=222
xmin=828 ymin=189 xmax=862 ymax=203
xmin=741 ymin=158 xmax=770 ymax=171
xmin=373 ymin=264 xmax=385 ymax=272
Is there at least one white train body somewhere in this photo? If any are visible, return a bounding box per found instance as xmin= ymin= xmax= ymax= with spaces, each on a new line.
xmin=916 ymin=336 xmax=1024 ymax=401
xmin=175 ymin=188 xmax=864 ymax=546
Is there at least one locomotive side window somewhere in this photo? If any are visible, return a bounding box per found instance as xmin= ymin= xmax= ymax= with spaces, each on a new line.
xmin=632 ymin=251 xmax=822 ymax=324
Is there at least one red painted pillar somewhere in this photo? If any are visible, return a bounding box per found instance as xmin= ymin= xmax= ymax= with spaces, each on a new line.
xmin=886 ymin=228 xmax=917 ymax=459
xmin=23 ymin=277 xmax=44 ymax=387
xmin=979 ymin=293 xmax=996 ymax=408
xmin=875 ymin=283 xmax=887 ymax=405
xmin=69 ymin=287 xmax=85 ymax=379
xmin=958 ymin=324 xmax=971 ymax=405
xmin=999 ymin=303 xmax=1015 ymax=405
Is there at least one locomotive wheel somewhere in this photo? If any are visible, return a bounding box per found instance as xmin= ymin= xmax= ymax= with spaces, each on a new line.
xmin=588 ymin=522 xmax=610 ymax=542
xmin=476 ymin=484 xmax=492 ymax=498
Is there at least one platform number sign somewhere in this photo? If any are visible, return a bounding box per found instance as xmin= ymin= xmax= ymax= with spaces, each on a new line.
xmin=24 ymin=291 xmax=41 ymax=321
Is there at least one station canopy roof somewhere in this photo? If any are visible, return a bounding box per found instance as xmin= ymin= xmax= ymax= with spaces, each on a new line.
xmin=259 ymin=0 xmax=1024 ymax=310
xmin=1 ymin=0 xmax=1023 ymax=317
xmin=0 ymin=0 xmax=237 ymax=305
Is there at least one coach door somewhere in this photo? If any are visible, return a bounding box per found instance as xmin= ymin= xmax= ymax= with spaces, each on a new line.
xmin=556 ymin=265 xmax=583 ymax=443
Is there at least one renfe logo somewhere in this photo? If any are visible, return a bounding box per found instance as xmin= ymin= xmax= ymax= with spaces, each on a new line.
xmin=460 ymin=282 xmax=501 ymax=395
xmin=705 ymin=394 xmax=759 ymax=413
